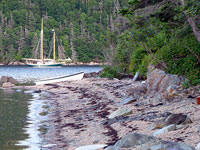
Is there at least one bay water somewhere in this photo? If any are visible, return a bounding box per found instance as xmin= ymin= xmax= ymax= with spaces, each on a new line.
xmin=0 ymin=65 xmax=102 ymax=149
xmin=0 ymin=65 xmax=102 ymax=83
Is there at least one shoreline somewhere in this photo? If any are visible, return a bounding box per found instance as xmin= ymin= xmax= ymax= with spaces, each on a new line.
xmin=24 ymin=78 xmax=134 ymax=149
xmin=0 ymin=62 xmax=106 ymax=66
xmin=23 ymin=78 xmax=200 ymax=150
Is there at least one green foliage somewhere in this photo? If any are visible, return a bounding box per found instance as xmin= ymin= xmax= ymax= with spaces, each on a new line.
xmin=156 ymin=34 xmax=200 ymax=85
xmin=138 ymin=54 xmax=152 ymax=76
xmin=0 ymin=0 xmax=128 ymax=63
xmin=184 ymin=0 xmax=200 ymax=17
xmin=115 ymin=0 xmax=200 ymax=85
xmin=15 ymin=51 xmax=22 ymax=61
xmin=5 ymin=45 xmax=16 ymax=63
xmin=0 ymin=0 xmax=199 ymax=86
xmin=100 ymin=66 xmax=122 ymax=79
xmin=128 ymin=0 xmax=140 ymax=5
xmin=114 ymin=31 xmax=135 ymax=70
xmin=74 ymin=38 xmax=104 ymax=62
xmin=182 ymin=80 xmax=190 ymax=89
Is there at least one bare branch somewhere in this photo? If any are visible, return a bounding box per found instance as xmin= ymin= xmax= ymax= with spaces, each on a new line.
xmin=179 ymin=0 xmax=200 ymax=43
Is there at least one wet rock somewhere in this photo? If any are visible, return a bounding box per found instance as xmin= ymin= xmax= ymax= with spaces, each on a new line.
xmin=153 ymin=124 xmax=176 ymax=136
xmin=8 ymin=77 xmax=17 ymax=84
xmin=75 ymin=144 xmax=107 ymax=150
xmin=1 ymin=76 xmax=17 ymax=85
xmin=108 ymin=107 xmax=132 ymax=119
xmin=2 ymin=82 xmax=14 ymax=88
xmin=106 ymin=132 xmax=194 ymax=150
xmin=34 ymin=89 xmax=42 ymax=93
xmin=120 ymin=97 xmax=137 ymax=105
xmin=1 ymin=76 xmax=8 ymax=83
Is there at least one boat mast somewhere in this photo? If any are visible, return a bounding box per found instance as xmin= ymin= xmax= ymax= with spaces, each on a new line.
xmin=41 ymin=18 xmax=44 ymax=63
xmin=52 ymin=29 xmax=56 ymax=61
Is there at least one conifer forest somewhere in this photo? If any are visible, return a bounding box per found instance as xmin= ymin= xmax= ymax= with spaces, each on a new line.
xmin=0 ymin=0 xmax=199 ymax=85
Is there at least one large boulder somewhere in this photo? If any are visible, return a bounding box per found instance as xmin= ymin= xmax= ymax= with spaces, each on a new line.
xmin=150 ymin=113 xmax=192 ymax=130
xmin=1 ymin=76 xmax=17 ymax=85
xmin=165 ymin=113 xmax=192 ymax=125
xmin=147 ymin=65 xmax=185 ymax=103
xmin=2 ymin=82 xmax=14 ymax=88
xmin=1 ymin=76 xmax=8 ymax=83
xmin=8 ymin=77 xmax=17 ymax=84
xmin=106 ymin=132 xmax=194 ymax=150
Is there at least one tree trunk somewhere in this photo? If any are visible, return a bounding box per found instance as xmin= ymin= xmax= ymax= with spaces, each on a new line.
xmin=180 ymin=0 xmax=200 ymax=42
xmin=186 ymin=16 xmax=200 ymax=43
xmin=70 ymin=22 xmax=78 ymax=64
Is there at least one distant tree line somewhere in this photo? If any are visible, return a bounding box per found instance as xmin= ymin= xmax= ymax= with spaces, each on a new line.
xmin=0 ymin=0 xmax=128 ymax=64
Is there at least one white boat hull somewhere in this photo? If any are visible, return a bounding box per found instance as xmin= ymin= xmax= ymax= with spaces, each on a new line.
xmin=27 ymin=62 xmax=62 ymax=68
xmin=35 ymin=72 xmax=84 ymax=85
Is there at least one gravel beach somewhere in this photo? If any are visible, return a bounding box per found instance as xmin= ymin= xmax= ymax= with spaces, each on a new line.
xmin=26 ymin=78 xmax=200 ymax=150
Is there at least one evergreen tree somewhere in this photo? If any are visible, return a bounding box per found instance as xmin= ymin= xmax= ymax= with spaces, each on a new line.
xmin=26 ymin=11 xmax=36 ymax=32
xmin=8 ymin=12 xmax=15 ymax=29
xmin=0 ymin=27 xmax=3 ymax=61
xmin=6 ymin=45 xmax=16 ymax=63
xmin=31 ymin=32 xmax=39 ymax=58
xmin=70 ymin=22 xmax=77 ymax=64
xmin=18 ymin=27 xmax=26 ymax=54
xmin=58 ymin=40 xmax=66 ymax=59
xmin=0 ymin=0 xmax=130 ymax=63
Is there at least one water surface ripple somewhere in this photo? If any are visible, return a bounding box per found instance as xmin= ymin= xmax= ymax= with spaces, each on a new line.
xmin=0 ymin=65 xmax=102 ymax=82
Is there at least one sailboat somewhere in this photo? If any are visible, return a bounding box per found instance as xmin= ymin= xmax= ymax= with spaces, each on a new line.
xmin=27 ymin=18 xmax=62 ymax=67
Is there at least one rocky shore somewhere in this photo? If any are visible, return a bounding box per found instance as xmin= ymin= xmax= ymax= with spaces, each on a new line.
xmin=2 ymin=66 xmax=200 ymax=150
xmin=20 ymin=66 xmax=199 ymax=150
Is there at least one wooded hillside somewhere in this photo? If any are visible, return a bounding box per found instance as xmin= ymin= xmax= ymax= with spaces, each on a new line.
xmin=101 ymin=0 xmax=200 ymax=85
xmin=0 ymin=0 xmax=127 ymax=63
xmin=0 ymin=0 xmax=199 ymax=85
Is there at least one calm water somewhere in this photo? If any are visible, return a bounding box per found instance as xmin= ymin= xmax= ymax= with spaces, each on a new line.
xmin=0 ymin=89 xmax=51 ymax=150
xmin=0 ymin=65 xmax=102 ymax=82
xmin=0 ymin=66 xmax=102 ymax=149
xmin=0 ymin=89 xmax=31 ymax=150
